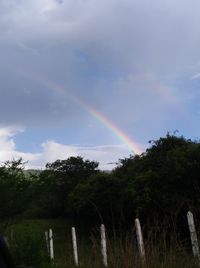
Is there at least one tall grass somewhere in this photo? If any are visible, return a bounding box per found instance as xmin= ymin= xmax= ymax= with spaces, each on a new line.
xmin=1 ymin=219 xmax=199 ymax=268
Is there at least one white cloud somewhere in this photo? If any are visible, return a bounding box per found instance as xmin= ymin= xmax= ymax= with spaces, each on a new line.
xmin=0 ymin=127 xmax=136 ymax=170
xmin=0 ymin=126 xmax=41 ymax=165
xmin=40 ymin=140 xmax=133 ymax=170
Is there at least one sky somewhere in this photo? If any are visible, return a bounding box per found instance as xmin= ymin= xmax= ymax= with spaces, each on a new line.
xmin=1 ymin=0 xmax=200 ymax=170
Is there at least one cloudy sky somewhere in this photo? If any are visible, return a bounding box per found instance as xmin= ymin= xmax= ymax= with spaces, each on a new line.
xmin=0 ymin=0 xmax=200 ymax=169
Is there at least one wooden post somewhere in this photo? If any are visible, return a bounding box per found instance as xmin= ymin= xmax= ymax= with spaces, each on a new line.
xmin=100 ymin=224 xmax=108 ymax=267
xmin=187 ymin=211 xmax=200 ymax=260
xmin=135 ymin=218 xmax=145 ymax=262
xmin=72 ymin=227 xmax=79 ymax=266
xmin=49 ymin=228 xmax=54 ymax=260
xmin=45 ymin=231 xmax=50 ymax=255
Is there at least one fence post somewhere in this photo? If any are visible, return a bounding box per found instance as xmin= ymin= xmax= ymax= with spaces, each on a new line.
xmin=72 ymin=227 xmax=79 ymax=266
xmin=49 ymin=228 xmax=54 ymax=260
xmin=187 ymin=211 xmax=200 ymax=261
xmin=100 ymin=224 xmax=108 ymax=267
xmin=135 ymin=218 xmax=145 ymax=262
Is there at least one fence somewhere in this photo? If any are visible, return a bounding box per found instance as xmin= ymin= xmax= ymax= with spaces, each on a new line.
xmin=42 ymin=210 xmax=200 ymax=267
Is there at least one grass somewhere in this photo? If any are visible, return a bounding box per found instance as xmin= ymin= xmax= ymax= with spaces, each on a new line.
xmin=0 ymin=219 xmax=199 ymax=268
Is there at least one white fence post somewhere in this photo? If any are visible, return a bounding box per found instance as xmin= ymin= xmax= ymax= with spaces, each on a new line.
xmin=49 ymin=228 xmax=54 ymax=260
xmin=135 ymin=218 xmax=145 ymax=262
xmin=100 ymin=224 xmax=108 ymax=267
xmin=187 ymin=211 xmax=200 ymax=260
xmin=72 ymin=227 xmax=79 ymax=266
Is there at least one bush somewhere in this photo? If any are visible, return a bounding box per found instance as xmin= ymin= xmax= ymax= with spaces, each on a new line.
xmin=7 ymin=224 xmax=49 ymax=267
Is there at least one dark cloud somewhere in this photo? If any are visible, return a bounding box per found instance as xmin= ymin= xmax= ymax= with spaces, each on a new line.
xmin=0 ymin=0 xmax=200 ymax=140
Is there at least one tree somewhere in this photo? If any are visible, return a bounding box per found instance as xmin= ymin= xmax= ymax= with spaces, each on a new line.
xmin=68 ymin=172 xmax=120 ymax=223
xmin=46 ymin=156 xmax=99 ymax=180
xmin=114 ymin=134 xmax=200 ymax=223
xmin=35 ymin=156 xmax=99 ymax=217
xmin=0 ymin=158 xmax=31 ymax=218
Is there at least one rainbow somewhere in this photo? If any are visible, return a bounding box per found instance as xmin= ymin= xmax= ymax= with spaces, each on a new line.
xmin=88 ymin=109 xmax=142 ymax=154
xmin=18 ymin=70 xmax=143 ymax=154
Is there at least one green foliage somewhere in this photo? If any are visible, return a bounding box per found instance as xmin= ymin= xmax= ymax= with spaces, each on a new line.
xmin=2 ymin=135 xmax=200 ymax=228
xmin=1 ymin=139 xmax=200 ymax=267
xmin=7 ymin=224 xmax=49 ymax=267
xmin=1 ymin=219 xmax=199 ymax=268
xmin=45 ymin=156 xmax=99 ymax=178
xmin=112 ymin=135 xmax=200 ymax=221
xmin=32 ymin=156 xmax=99 ymax=218
xmin=69 ymin=173 xmax=119 ymax=220
xmin=0 ymin=158 xmax=32 ymax=218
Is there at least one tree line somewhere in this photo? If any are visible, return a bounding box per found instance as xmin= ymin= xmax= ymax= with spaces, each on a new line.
xmin=1 ymin=134 xmax=200 ymax=228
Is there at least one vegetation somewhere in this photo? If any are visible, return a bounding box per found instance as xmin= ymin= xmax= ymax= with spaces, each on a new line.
xmin=1 ymin=134 xmax=199 ymax=225
xmin=1 ymin=133 xmax=200 ymax=266
xmin=1 ymin=219 xmax=199 ymax=268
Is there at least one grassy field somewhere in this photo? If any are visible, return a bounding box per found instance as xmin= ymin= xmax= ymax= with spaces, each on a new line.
xmin=0 ymin=219 xmax=199 ymax=268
